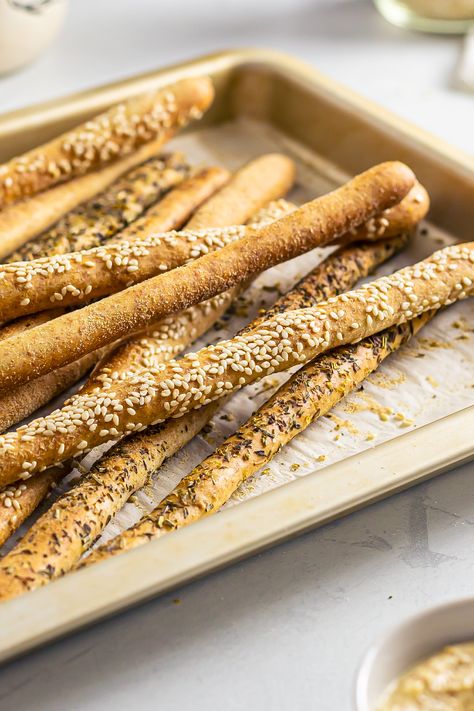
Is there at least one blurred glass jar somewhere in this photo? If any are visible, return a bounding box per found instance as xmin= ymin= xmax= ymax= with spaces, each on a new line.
xmin=374 ymin=0 xmax=474 ymax=32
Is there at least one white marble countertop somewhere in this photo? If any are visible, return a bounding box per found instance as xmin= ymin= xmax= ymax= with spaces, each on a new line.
xmin=0 ymin=1 xmax=473 ymax=709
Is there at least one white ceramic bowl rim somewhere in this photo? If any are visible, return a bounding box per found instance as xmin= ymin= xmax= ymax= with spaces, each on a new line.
xmin=355 ymin=595 xmax=474 ymax=711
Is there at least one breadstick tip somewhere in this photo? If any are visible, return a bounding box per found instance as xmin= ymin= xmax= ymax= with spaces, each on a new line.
xmin=172 ymin=75 xmax=215 ymax=114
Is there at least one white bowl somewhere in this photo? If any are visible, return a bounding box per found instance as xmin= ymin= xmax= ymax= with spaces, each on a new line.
xmin=355 ymin=597 xmax=474 ymax=710
xmin=0 ymin=0 xmax=68 ymax=76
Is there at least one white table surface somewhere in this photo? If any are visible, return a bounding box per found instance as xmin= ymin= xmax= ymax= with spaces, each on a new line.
xmin=0 ymin=1 xmax=473 ymax=709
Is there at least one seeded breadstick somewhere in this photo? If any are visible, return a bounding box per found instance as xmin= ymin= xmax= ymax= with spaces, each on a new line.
xmin=0 ymin=161 xmax=415 ymax=389
xmin=0 ymin=164 xmax=295 ymax=564
xmin=84 ymin=311 xmax=434 ymax=566
xmin=0 ymin=232 xmax=408 ymax=593
xmin=0 ymin=468 xmax=65 ymax=547
xmin=7 ymin=153 xmax=190 ymax=261
xmin=0 ymin=240 xmax=471 ymax=489
xmin=0 ymin=156 xmax=294 ymax=323
xmin=0 ymin=139 xmax=178 ymax=260
xmin=0 ymin=76 xmax=214 ymax=209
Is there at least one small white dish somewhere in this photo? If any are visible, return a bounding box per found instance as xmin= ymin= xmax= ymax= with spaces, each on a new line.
xmin=0 ymin=0 xmax=68 ymax=76
xmin=355 ymin=596 xmax=474 ymax=710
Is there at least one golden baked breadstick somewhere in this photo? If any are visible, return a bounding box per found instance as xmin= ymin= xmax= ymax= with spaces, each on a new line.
xmin=0 ymin=161 xmax=295 ymax=567
xmin=0 ymin=468 xmax=65 ymax=547
xmin=0 ymin=139 xmax=178 ymax=260
xmin=0 ymin=77 xmax=214 ymax=209
xmin=85 ymin=311 xmax=434 ymax=565
xmin=0 ymin=161 xmax=415 ymax=389
xmin=0 ymin=235 xmax=408 ymax=594
xmin=7 ymin=153 xmax=190 ymax=261
xmin=0 ymin=156 xmax=293 ymax=323
xmin=0 ymin=239 xmax=471 ymax=489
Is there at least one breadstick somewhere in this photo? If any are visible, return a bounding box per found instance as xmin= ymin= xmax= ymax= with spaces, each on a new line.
xmin=0 ymin=468 xmax=64 ymax=547
xmin=0 ymin=239 xmax=471 ymax=489
xmin=0 ymin=77 xmax=214 ymax=209
xmin=7 ymin=152 xmax=190 ymax=261
xmin=84 ymin=311 xmax=434 ymax=566
xmin=0 ymin=161 xmax=415 ymax=388
xmin=0 ymin=156 xmax=294 ymax=323
xmin=0 ymin=161 xmax=294 ymax=563
xmin=0 ymin=139 xmax=179 ymax=260
xmin=0 ymin=234 xmax=408 ymax=593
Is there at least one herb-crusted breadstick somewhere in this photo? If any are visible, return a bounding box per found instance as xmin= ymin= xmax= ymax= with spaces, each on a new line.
xmin=84 ymin=311 xmax=434 ymax=565
xmin=7 ymin=153 xmax=190 ymax=261
xmin=0 ymin=234 xmax=409 ymax=595
xmin=0 ymin=161 xmax=415 ymax=389
xmin=0 ymin=76 xmax=214 ymax=209
xmin=0 ymin=139 xmax=179 ymax=260
xmin=1 ymin=240 xmax=471 ymax=489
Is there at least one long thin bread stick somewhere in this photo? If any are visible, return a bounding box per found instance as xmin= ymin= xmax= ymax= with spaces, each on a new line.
xmin=0 ymin=77 xmax=214 ymax=208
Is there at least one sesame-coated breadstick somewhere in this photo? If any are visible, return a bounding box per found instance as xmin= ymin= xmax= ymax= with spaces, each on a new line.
xmin=7 ymin=153 xmax=190 ymax=261
xmin=0 ymin=234 xmax=409 ymax=594
xmin=0 ymin=240 xmax=470 ymax=490
xmin=0 ymin=468 xmax=65 ymax=548
xmin=0 ymin=160 xmax=297 ymax=548
xmin=0 ymin=161 xmax=415 ymax=390
xmin=0 ymin=156 xmax=293 ymax=323
xmin=84 ymin=311 xmax=434 ymax=567
xmin=0 ymin=139 xmax=180 ymax=260
xmin=0 ymin=76 xmax=214 ymax=209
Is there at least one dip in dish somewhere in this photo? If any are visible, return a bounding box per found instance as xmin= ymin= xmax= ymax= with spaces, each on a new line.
xmin=379 ymin=642 xmax=474 ymax=710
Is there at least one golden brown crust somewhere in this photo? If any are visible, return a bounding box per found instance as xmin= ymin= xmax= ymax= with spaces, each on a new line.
xmin=340 ymin=181 xmax=429 ymax=244
xmin=0 ymin=239 xmax=471 ymax=489
xmin=0 ymin=233 xmax=407 ymax=596
xmin=0 ymin=140 xmax=179 ymax=260
xmin=0 ymin=468 xmax=64 ymax=548
xmin=0 ymin=161 xmax=414 ymax=389
xmin=7 ymin=153 xmax=190 ymax=261
xmin=85 ymin=311 xmax=433 ymax=563
xmin=187 ymin=154 xmax=296 ymax=230
xmin=0 ymin=77 xmax=214 ymax=209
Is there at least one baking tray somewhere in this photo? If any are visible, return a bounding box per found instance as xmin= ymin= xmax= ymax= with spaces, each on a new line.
xmin=0 ymin=49 xmax=473 ymax=663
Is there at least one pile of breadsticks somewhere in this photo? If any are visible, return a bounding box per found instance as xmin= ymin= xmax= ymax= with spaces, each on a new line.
xmin=0 ymin=74 xmax=471 ymax=603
